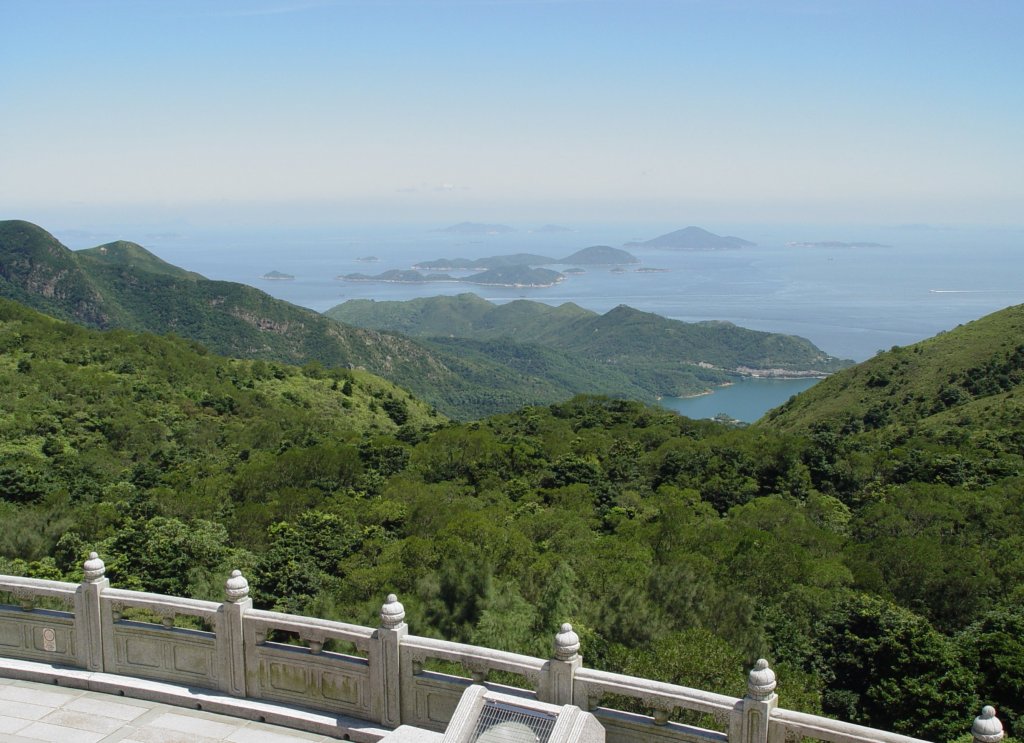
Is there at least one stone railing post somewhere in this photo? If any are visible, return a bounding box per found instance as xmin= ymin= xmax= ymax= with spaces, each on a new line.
xmin=730 ymin=659 xmax=778 ymax=743
xmin=541 ymin=623 xmax=582 ymax=705
xmin=73 ymin=552 xmax=108 ymax=671
xmin=371 ymin=593 xmax=407 ymax=727
xmin=972 ymin=707 xmax=1004 ymax=743
xmin=219 ymin=569 xmax=250 ymax=697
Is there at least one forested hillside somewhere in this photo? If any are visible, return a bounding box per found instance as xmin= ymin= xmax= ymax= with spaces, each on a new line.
xmin=327 ymin=294 xmax=852 ymax=401
xmin=0 ymin=296 xmax=443 ymax=558
xmin=328 ymin=294 xmax=850 ymax=373
xmin=763 ymin=304 xmax=1024 ymax=434
xmin=2 ymin=296 xmax=1022 ymax=741
xmin=0 ymin=220 xmax=474 ymax=410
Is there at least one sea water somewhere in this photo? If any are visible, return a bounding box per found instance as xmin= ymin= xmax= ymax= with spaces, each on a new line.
xmin=58 ymin=222 xmax=1024 ymax=421
xmin=659 ymin=377 xmax=821 ymax=423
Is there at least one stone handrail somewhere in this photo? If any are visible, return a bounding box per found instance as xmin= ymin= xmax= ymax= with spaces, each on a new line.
xmin=0 ymin=574 xmax=77 ymax=606
xmin=103 ymin=586 xmax=221 ymax=622
xmin=245 ymin=607 xmax=376 ymax=651
xmin=770 ymin=709 xmax=930 ymax=743
xmin=573 ymin=666 xmax=739 ymax=720
xmin=0 ymin=554 xmax=1006 ymax=743
xmin=402 ymin=634 xmax=548 ymax=685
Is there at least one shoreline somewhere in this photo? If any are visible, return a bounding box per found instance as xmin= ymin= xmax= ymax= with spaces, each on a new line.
xmin=668 ymin=372 xmax=827 ymax=401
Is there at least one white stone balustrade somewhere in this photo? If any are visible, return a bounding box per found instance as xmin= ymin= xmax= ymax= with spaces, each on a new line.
xmin=0 ymin=553 xmax=1006 ymax=743
xmin=400 ymin=633 xmax=549 ymax=731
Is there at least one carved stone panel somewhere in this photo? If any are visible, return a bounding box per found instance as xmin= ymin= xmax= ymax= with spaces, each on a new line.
xmin=112 ymin=624 xmax=218 ymax=688
xmin=251 ymin=646 xmax=372 ymax=719
xmin=0 ymin=613 xmax=77 ymax=665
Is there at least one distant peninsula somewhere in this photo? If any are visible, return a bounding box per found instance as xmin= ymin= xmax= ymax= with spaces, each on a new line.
xmin=432 ymin=222 xmax=515 ymax=235
xmin=326 ymin=293 xmax=855 ymax=401
xmin=412 ymin=245 xmax=639 ymax=271
xmin=260 ymin=270 xmax=294 ymax=281
xmin=340 ymin=265 xmax=564 ymax=288
xmin=627 ymin=226 xmax=756 ymax=250
xmin=785 ymin=241 xmax=891 ymax=248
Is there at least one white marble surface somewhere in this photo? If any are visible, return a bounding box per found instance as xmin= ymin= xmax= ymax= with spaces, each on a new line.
xmin=0 ymin=677 xmax=337 ymax=743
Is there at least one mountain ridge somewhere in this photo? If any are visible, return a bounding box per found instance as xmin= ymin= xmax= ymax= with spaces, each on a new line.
xmin=0 ymin=220 xmax=564 ymax=418
xmin=760 ymin=303 xmax=1024 ymax=434
xmin=326 ymin=294 xmax=854 ymax=402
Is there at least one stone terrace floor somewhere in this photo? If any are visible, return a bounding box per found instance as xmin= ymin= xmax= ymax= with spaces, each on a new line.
xmin=0 ymin=676 xmax=338 ymax=743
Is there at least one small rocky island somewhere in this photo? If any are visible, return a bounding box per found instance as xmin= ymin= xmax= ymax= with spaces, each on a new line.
xmin=412 ymin=245 xmax=639 ymax=271
xmin=340 ymin=265 xmax=564 ymax=288
xmin=627 ymin=226 xmax=755 ymax=250
xmin=260 ymin=270 xmax=295 ymax=281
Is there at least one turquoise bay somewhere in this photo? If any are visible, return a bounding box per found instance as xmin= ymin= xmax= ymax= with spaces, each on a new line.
xmin=659 ymin=377 xmax=822 ymax=423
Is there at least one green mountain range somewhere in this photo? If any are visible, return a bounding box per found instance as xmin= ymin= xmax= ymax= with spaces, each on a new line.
xmin=0 ymin=220 xmax=646 ymax=418
xmin=326 ymin=293 xmax=853 ymax=395
xmin=0 ymin=220 xmax=847 ymax=419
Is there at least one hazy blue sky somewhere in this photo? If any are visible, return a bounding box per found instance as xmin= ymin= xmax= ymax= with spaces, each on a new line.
xmin=2 ymin=0 xmax=1022 ymax=227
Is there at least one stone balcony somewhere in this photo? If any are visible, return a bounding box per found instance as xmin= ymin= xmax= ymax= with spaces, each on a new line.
xmin=0 ymin=553 xmax=1007 ymax=743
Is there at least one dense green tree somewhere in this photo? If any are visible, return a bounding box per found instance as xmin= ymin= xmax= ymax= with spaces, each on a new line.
xmin=962 ymin=608 xmax=1024 ymax=738
xmin=813 ymin=593 xmax=978 ymax=741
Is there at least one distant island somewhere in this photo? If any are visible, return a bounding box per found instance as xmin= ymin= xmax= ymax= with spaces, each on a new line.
xmin=413 ymin=245 xmax=639 ymax=271
xmin=340 ymin=265 xmax=564 ymax=288
xmin=561 ymin=245 xmax=638 ymax=265
xmin=636 ymin=267 xmax=669 ymax=273
xmin=260 ymin=270 xmax=294 ymax=281
xmin=355 ymin=255 xmax=379 ymax=262
xmin=432 ymin=222 xmax=515 ymax=235
xmin=785 ymin=241 xmax=891 ymax=248
xmin=626 ymin=226 xmax=756 ymax=250
xmin=414 ymin=253 xmax=551 ymax=271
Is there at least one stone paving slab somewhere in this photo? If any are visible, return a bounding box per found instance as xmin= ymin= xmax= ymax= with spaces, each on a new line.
xmin=0 ymin=659 xmax=392 ymax=742
xmin=0 ymin=678 xmax=339 ymax=743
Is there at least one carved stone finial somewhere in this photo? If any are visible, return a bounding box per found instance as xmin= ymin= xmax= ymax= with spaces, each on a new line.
xmin=83 ymin=552 xmax=105 ymax=583
xmin=224 ymin=569 xmax=250 ymax=602
xmin=972 ymin=706 xmax=1004 ymax=743
xmin=747 ymin=659 xmax=777 ymax=701
xmin=554 ymin=623 xmax=580 ymax=661
xmin=380 ymin=593 xmax=406 ymax=629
